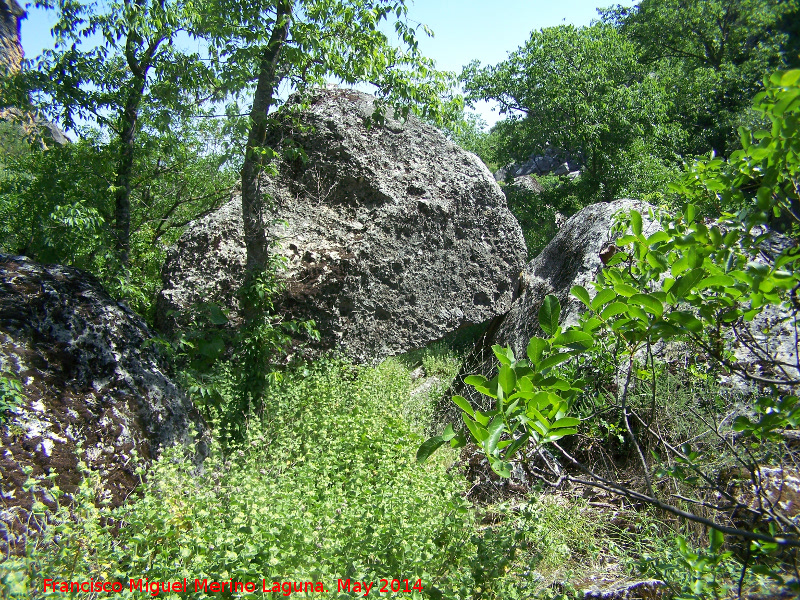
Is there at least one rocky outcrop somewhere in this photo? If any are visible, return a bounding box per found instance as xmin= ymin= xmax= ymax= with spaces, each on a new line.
xmin=494 ymin=146 xmax=582 ymax=182
xmin=0 ymin=0 xmax=24 ymax=76
xmin=157 ymin=88 xmax=527 ymax=362
xmin=488 ymin=200 xmax=798 ymax=384
xmin=0 ymin=255 xmax=206 ymax=554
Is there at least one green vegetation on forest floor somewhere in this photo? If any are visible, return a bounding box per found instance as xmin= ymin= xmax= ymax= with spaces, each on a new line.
xmin=0 ymin=343 xmax=789 ymax=599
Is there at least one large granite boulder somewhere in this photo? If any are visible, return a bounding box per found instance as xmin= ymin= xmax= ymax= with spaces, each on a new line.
xmin=0 ymin=255 xmax=207 ymax=554
xmin=157 ymin=88 xmax=527 ymax=362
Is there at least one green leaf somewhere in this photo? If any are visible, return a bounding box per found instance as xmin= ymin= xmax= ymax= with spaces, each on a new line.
xmin=485 ymin=417 xmax=505 ymax=455
xmin=613 ymin=283 xmax=638 ymax=297
xmin=647 ymin=230 xmax=669 ymax=245
xmin=416 ymin=436 xmax=446 ymax=462
xmin=492 ymin=344 xmax=513 ymax=365
xmin=671 ymin=268 xmax=705 ymax=298
xmin=450 ymin=433 xmax=467 ymax=448
xmin=473 ymin=410 xmax=491 ymax=426
xmin=464 ymin=415 xmax=488 ymax=442
xmin=601 ymin=302 xmax=628 ymax=319
xmin=551 ymin=417 xmax=580 ymax=428
xmin=452 ymin=395 xmax=474 ymax=417
xmin=628 ymin=293 xmax=664 ymax=317
xmin=696 ymin=275 xmax=735 ymax=289
xmin=527 ymin=337 xmax=549 ymax=364
xmin=489 ymin=457 xmax=512 ymax=478
xmin=553 ymin=329 xmax=594 ymax=349
xmin=666 ymin=311 xmax=704 ymax=333
xmin=498 ymin=364 xmax=517 ymax=396
xmin=538 ymin=352 xmax=571 ymax=372
xmin=571 ymin=284 xmax=591 ymax=308
xmin=590 ymin=287 xmax=616 ymax=311
xmin=207 ymin=303 xmax=228 ymax=325
xmin=539 ymin=294 xmax=561 ymax=335
xmin=543 ymin=428 xmax=577 ymax=442
xmin=504 ymin=433 xmax=530 ymax=461
xmin=780 ymin=69 xmax=800 ymax=87
xmin=631 ymin=210 xmax=643 ymax=236
xmin=709 ymin=528 xmax=724 ymax=553
xmin=464 ymin=374 xmax=489 ymax=390
xmin=441 ymin=424 xmax=456 ymax=441
xmin=528 ymin=407 xmax=551 ymax=430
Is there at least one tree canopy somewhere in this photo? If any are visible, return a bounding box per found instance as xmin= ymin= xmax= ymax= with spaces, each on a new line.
xmin=462 ymin=22 xmax=679 ymax=201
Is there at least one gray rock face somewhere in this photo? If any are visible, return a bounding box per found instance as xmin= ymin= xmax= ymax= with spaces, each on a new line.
xmin=0 ymin=255 xmax=206 ymax=554
xmin=157 ymin=88 xmax=527 ymax=362
xmin=494 ymin=146 xmax=582 ymax=182
xmin=494 ymin=199 xmax=656 ymax=357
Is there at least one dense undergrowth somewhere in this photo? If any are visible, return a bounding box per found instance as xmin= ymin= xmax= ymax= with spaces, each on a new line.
xmin=3 ymin=335 xmax=788 ymax=599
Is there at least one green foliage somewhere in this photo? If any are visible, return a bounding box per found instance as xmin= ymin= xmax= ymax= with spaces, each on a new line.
xmin=6 ymin=361 xmax=482 ymax=599
xmin=673 ymin=68 xmax=800 ymax=223
xmin=419 ymin=296 xmax=589 ymax=478
xmin=440 ymin=112 xmax=500 ymax=170
xmin=174 ymin=259 xmax=319 ymax=441
xmin=469 ymin=496 xmax=603 ymax=600
xmin=0 ymin=372 xmax=24 ymax=423
xmin=603 ymin=0 xmax=799 ymax=157
xmin=0 ymin=120 xmax=235 ymax=317
xmin=639 ymin=532 xmax=739 ymax=600
xmin=462 ymin=22 xmax=680 ymax=201
xmin=422 ymin=68 xmax=800 ymax=591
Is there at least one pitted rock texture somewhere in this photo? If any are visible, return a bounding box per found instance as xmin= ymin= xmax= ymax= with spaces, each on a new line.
xmin=494 ymin=146 xmax=582 ymax=182
xmin=0 ymin=254 xmax=206 ymax=554
xmin=157 ymin=88 xmax=527 ymax=362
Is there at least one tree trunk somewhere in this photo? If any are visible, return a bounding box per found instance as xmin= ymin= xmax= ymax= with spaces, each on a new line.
xmin=241 ymin=0 xmax=292 ymax=275
xmin=114 ymin=32 xmax=163 ymax=268
xmin=114 ymin=79 xmax=145 ymax=268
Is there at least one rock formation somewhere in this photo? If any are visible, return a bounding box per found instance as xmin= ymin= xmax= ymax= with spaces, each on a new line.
xmin=157 ymin=88 xmax=527 ymax=362
xmin=1 ymin=1 xmax=69 ymax=148
xmin=0 ymin=255 xmax=206 ymax=554
xmin=458 ymin=199 xmax=797 ymax=397
xmin=494 ymin=199 xmax=657 ymax=358
xmin=0 ymin=0 xmax=24 ymax=76
xmin=494 ymin=146 xmax=582 ymax=182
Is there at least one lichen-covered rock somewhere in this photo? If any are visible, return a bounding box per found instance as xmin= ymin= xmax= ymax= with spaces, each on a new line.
xmin=0 ymin=254 xmax=206 ymax=554
xmin=157 ymin=88 xmax=527 ymax=362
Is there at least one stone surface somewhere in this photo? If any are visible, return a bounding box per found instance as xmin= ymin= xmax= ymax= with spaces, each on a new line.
xmin=0 ymin=254 xmax=206 ymax=554
xmin=494 ymin=146 xmax=582 ymax=182
xmin=0 ymin=0 xmax=24 ymax=76
xmin=157 ymin=88 xmax=527 ymax=362
xmin=492 ymin=200 xmax=798 ymax=384
xmin=583 ymin=580 xmax=666 ymax=599
xmin=0 ymin=107 xmax=70 ymax=148
xmin=494 ymin=199 xmax=657 ymax=358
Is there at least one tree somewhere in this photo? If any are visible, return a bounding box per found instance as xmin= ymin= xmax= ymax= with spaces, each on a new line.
xmin=34 ymin=0 xmax=219 ymax=269
xmin=461 ymin=23 xmax=678 ymax=202
xmin=602 ymin=0 xmax=800 ymax=157
xmin=199 ymin=0 xmax=458 ymax=276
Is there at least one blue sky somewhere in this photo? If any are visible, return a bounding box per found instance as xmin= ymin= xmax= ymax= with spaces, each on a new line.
xmin=18 ymin=0 xmax=634 ymax=127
